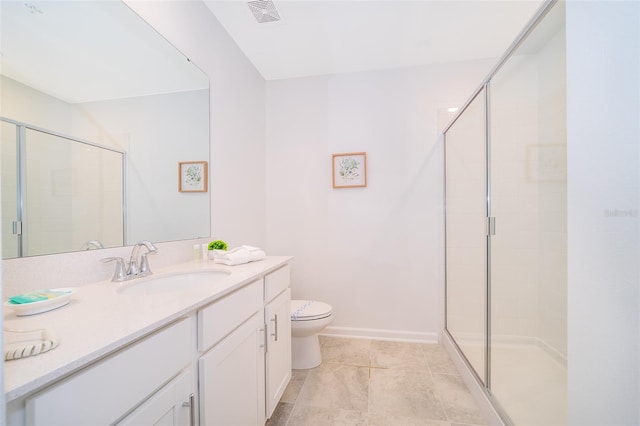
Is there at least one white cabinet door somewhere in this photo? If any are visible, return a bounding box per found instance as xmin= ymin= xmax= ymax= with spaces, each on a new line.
xmin=265 ymin=288 xmax=291 ymax=418
xmin=118 ymin=369 xmax=196 ymax=426
xmin=199 ymin=312 xmax=265 ymax=426
xmin=25 ymin=317 xmax=194 ymax=426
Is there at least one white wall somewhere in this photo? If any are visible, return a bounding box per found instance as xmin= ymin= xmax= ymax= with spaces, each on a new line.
xmin=126 ymin=0 xmax=267 ymax=250
xmin=265 ymin=60 xmax=493 ymax=341
xmin=0 ymin=76 xmax=73 ymax=133
xmin=566 ymin=1 xmax=640 ymax=424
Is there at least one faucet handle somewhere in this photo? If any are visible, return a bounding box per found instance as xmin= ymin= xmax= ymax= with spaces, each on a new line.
xmin=139 ymin=253 xmax=153 ymax=275
xmin=128 ymin=260 xmax=140 ymax=276
xmin=136 ymin=241 xmax=157 ymax=276
xmin=101 ymin=257 xmax=126 ymax=282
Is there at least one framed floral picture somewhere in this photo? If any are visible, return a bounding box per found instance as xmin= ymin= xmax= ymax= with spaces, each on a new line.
xmin=332 ymin=152 xmax=367 ymax=188
xmin=179 ymin=161 xmax=208 ymax=192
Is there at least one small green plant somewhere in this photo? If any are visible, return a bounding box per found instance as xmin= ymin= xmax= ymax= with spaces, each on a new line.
xmin=208 ymin=240 xmax=228 ymax=251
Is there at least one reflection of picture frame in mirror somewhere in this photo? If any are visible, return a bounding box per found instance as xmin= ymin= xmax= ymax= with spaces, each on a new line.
xmin=179 ymin=161 xmax=208 ymax=192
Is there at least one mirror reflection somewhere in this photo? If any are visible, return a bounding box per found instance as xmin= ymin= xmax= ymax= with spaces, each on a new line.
xmin=0 ymin=0 xmax=211 ymax=259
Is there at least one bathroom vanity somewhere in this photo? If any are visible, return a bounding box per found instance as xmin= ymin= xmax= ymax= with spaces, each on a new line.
xmin=4 ymin=256 xmax=292 ymax=425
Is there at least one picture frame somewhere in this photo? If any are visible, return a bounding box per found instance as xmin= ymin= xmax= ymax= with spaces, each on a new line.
xmin=179 ymin=161 xmax=208 ymax=192
xmin=332 ymin=152 xmax=367 ymax=188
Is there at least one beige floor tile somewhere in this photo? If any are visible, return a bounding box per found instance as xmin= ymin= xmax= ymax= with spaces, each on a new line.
xmin=284 ymin=338 xmax=486 ymax=426
xmin=369 ymin=413 xmax=454 ymax=426
xmin=296 ymin=363 xmax=369 ymax=411
xmin=332 ymin=409 xmax=369 ymax=426
xmin=422 ymin=344 xmax=460 ymax=375
xmin=320 ymin=336 xmax=372 ymax=367
xmin=369 ymin=368 xmax=447 ymax=421
xmin=281 ymin=369 xmax=309 ymax=403
xmin=266 ymin=402 xmax=294 ymax=426
xmin=432 ymin=374 xmax=487 ymax=425
xmin=370 ymin=340 xmax=429 ymax=370
xmin=288 ymin=405 xmax=368 ymax=426
xmin=287 ymin=405 xmax=336 ymax=426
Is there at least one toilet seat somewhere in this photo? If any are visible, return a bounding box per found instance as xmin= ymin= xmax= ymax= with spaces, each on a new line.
xmin=291 ymin=300 xmax=332 ymax=321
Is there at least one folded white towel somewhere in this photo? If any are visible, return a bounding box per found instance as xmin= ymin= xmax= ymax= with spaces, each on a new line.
xmin=214 ymin=245 xmax=266 ymax=266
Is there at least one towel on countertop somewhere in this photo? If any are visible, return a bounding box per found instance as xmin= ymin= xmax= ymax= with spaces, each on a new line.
xmin=213 ymin=245 xmax=266 ymax=266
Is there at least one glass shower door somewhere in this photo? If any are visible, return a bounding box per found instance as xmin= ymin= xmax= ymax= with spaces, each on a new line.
xmin=445 ymin=89 xmax=487 ymax=384
xmin=1 ymin=117 xmax=125 ymax=258
xmin=443 ymin=1 xmax=567 ymax=423
xmin=23 ymin=128 xmax=125 ymax=256
xmin=488 ymin=3 xmax=567 ymax=423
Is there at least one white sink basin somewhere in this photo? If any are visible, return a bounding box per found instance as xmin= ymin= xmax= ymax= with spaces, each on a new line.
xmin=117 ymin=270 xmax=231 ymax=295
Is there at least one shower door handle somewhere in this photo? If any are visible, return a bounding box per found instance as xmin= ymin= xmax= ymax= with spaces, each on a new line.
xmin=12 ymin=221 xmax=22 ymax=235
xmin=487 ymin=217 xmax=496 ymax=236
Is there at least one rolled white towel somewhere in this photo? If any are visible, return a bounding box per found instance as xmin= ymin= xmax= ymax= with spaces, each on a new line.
xmin=214 ymin=245 xmax=266 ymax=266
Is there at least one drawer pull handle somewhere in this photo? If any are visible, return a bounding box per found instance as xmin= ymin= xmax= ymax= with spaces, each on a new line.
xmin=270 ymin=314 xmax=278 ymax=341
xmin=182 ymin=393 xmax=195 ymax=426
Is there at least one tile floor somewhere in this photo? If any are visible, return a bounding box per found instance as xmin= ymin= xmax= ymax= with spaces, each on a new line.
xmin=267 ymin=336 xmax=487 ymax=426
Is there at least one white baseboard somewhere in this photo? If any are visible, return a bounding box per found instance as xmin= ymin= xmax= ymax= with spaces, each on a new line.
xmin=321 ymin=326 xmax=439 ymax=343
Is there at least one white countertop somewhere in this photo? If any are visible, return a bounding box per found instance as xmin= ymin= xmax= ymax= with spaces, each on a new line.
xmin=4 ymin=256 xmax=292 ymax=402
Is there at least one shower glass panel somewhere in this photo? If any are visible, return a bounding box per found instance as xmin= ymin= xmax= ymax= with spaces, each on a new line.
xmin=445 ymin=89 xmax=487 ymax=384
xmin=1 ymin=120 xmax=125 ymax=258
xmin=488 ymin=3 xmax=566 ymax=424
xmin=23 ymin=128 xmax=124 ymax=257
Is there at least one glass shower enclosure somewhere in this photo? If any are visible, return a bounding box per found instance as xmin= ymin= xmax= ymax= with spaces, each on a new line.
xmin=1 ymin=118 xmax=125 ymax=258
xmin=443 ymin=1 xmax=566 ymax=424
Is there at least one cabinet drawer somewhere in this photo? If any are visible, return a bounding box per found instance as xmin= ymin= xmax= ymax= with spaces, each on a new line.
xmin=264 ymin=265 xmax=290 ymax=303
xmin=198 ymin=279 xmax=262 ymax=352
xmin=26 ymin=316 xmax=194 ymax=426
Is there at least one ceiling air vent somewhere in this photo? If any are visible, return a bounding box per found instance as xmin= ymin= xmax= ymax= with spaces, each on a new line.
xmin=247 ymin=0 xmax=280 ymax=24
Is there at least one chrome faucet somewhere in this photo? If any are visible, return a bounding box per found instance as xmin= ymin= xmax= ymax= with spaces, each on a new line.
xmin=127 ymin=240 xmax=158 ymax=276
xmin=82 ymin=240 xmax=104 ymax=250
xmin=101 ymin=240 xmax=158 ymax=282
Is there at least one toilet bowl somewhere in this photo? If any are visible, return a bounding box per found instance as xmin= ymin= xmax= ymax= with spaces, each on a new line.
xmin=290 ymin=300 xmax=333 ymax=369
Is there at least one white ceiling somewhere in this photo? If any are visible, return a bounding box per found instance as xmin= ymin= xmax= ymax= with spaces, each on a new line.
xmin=1 ymin=1 xmax=545 ymax=103
xmin=204 ymin=0 xmax=545 ymax=81
xmin=0 ymin=1 xmax=208 ymax=104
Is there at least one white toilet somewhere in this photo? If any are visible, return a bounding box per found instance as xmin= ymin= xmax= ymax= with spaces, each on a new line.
xmin=290 ymin=300 xmax=333 ymax=369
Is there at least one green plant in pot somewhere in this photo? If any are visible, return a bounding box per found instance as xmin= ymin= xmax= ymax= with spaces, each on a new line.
xmin=207 ymin=240 xmax=228 ymax=260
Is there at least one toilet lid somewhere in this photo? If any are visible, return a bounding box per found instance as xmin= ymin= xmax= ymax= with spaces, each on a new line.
xmin=290 ymin=300 xmax=332 ymax=320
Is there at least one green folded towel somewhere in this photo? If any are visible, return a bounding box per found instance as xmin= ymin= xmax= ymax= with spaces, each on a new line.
xmin=9 ymin=290 xmax=72 ymax=305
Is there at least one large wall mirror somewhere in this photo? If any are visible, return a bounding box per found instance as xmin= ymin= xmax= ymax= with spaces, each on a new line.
xmin=0 ymin=0 xmax=210 ymax=259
